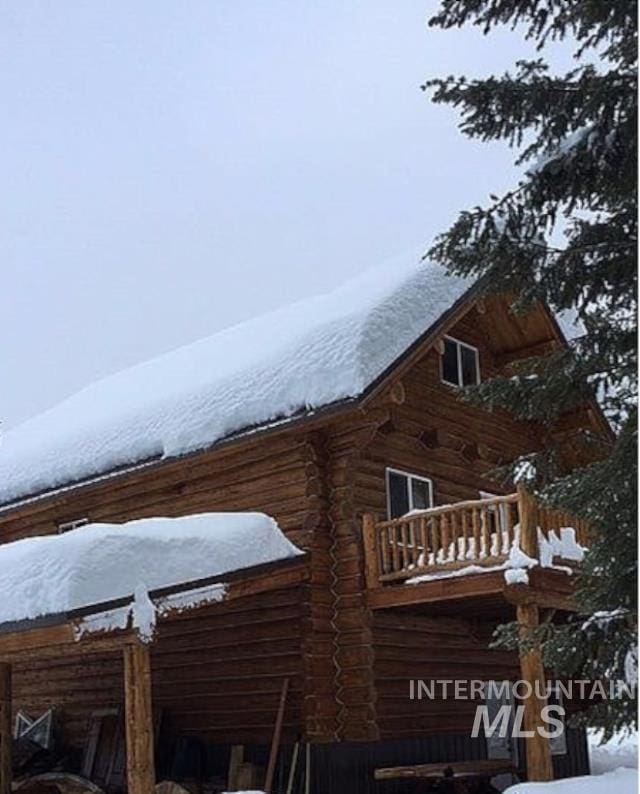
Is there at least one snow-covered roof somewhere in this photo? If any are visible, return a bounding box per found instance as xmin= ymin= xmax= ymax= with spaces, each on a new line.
xmin=0 ymin=253 xmax=474 ymax=507
xmin=0 ymin=512 xmax=302 ymax=626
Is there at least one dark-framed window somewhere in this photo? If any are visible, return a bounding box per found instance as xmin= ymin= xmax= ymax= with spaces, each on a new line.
xmin=385 ymin=468 xmax=433 ymax=519
xmin=441 ymin=336 xmax=480 ymax=387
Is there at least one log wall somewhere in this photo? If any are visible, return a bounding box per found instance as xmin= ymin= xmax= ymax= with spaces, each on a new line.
xmin=0 ymin=434 xmax=313 ymax=547
xmin=372 ymin=612 xmax=519 ymax=739
xmin=12 ymin=585 xmax=306 ymax=750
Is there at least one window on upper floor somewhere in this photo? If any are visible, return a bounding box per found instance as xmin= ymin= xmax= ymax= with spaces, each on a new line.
xmin=441 ymin=336 xmax=480 ymax=387
xmin=386 ymin=468 xmax=433 ymax=519
xmin=57 ymin=517 xmax=89 ymax=534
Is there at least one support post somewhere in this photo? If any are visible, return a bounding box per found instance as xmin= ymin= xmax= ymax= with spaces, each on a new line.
xmin=362 ymin=513 xmax=380 ymax=590
xmin=517 ymin=604 xmax=553 ymax=782
xmin=124 ymin=642 xmax=155 ymax=794
xmin=0 ymin=664 xmax=11 ymax=794
xmin=517 ymin=484 xmax=538 ymax=559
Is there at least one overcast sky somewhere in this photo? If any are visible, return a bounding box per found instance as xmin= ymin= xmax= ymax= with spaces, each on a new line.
xmin=2 ymin=1 xmax=574 ymax=429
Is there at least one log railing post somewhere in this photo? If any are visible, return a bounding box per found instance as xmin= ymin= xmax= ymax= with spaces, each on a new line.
xmin=0 ymin=664 xmax=11 ymax=794
xmin=362 ymin=514 xmax=380 ymax=589
xmin=517 ymin=485 xmax=538 ymax=559
xmin=124 ymin=641 xmax=155 ymax=794
xmin=517 ymin=604 xmax=553 ymax=782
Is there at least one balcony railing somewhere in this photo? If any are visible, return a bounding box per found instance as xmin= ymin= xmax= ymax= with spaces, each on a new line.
xmin=361 ymin=486 xmax=589 ymax=589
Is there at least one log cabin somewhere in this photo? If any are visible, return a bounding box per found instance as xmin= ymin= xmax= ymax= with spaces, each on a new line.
xmin=0 ymin=257 xmax=610 ymax=794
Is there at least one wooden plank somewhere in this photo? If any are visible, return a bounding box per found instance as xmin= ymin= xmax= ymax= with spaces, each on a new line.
xmin=0 ymin=664 xmax=10 ymax=794
xmin=124 ymin=642 xmax=155 ymax=794
xmin=264 ymin=678 xmax=289 ymax=792
xmin=227 ymin=745 xmax=245 ymax=791
xmin=375 ymin=759 xmax=516 ymax=780
xmin=517 ymin=604 xmax=553 ymax=782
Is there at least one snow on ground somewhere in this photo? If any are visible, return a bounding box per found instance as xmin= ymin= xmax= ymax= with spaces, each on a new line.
xmin=505 ymin=731 xmax=638 ymax=794
xmin=0 ymin=512 xmax=302 ymax=624
xmin=0 ymin=254 xmax=472 ymax=506
xmin=588 ymin=729 xmax=638 ymax=775
xmin=505 ymin=767 xmax=637 ymax=794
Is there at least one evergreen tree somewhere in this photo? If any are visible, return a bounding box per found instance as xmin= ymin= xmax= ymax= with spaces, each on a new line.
xmin=424 ymin=0 xmax=637 ymax=735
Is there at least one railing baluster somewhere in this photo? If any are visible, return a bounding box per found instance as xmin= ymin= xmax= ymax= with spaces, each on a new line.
xmin=419 ymin=517 xmax=428 ymax=567
xmin=460 ymin=510 xmax=468 ymax=560
xmin=391 ymin=525 xmax=400 ymax=573
xmin=449 ymin=511 xmax=458 ymax=562
xmin=380 ymin=526 xmax=390 ymax=574
xmin=481 ymin=507 xmax=491 ymax=558
xmin=504 ymin=501 xmax=514 ymax=551
xmin=431 ymin=516 xmax=440 ymax=565
xmin=472 ymin=508 xmax=481 ymax=561
xmin=440 ymin=514 xmax=450 ymax=563
xmin=407 ymin=520 xmax=415 ymax=566
xmin=400 ymin=522 xmax=410 ymax=569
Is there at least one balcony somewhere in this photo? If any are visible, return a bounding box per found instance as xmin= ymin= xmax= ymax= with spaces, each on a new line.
xmin=362 ymin=486 xmax=588 ymax=614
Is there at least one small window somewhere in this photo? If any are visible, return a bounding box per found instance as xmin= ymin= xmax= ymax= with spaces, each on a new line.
xmin=441 ymin=336 xmax=480 ymax=387
xmin=386 ymin=468 xmax=433 ymax=519
xmin=57 ymin=517 xmax=89 ymax=534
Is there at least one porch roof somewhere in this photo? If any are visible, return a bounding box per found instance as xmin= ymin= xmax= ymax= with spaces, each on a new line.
xmin=0 ymin=512 xmax=304 ymax=639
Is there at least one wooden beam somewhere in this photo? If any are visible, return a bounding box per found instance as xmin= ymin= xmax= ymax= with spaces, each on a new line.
xmin=504 ymin=585 xmax=575 ymax=612
xmin=124 ymin=642 xmax=155 ymax=794
xmin=0 ymin=664 xmax=10 ymax=794
xmin=517 ymin=485 xmax=538 ymax=559
xmin=361 ymin=514 xmax=380 ymax=590
xmin=366 ymin=571 xmax=507 ymax=610
xmin=0 ymin=625 xmax=133 ymax=664
xmin=517 ymin=604 xmax=553 ymax=782
xmin=223 ymin=561 xmax=308 ymax=602
xmin=497 ymin=340 xmax=559 ymax=367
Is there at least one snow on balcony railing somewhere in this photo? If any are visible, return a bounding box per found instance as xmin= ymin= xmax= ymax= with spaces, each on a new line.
xmin=361 ymin=487 xmax=589 ymax=588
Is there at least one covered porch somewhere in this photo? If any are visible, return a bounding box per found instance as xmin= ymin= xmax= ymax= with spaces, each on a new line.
xmin=0 ymin=514 xmax=308 ymax=794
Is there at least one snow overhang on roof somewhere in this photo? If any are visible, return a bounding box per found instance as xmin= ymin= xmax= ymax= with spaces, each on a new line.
xmin=0 ymin=253 xmax=474 ymax=507
xmin=0 ymin=512 xmax=304 ymax=633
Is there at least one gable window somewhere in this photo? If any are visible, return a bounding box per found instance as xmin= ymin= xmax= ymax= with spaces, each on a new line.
xmin=57 ymin=517 xmax=89 ymax=534
xmin=441 ymin=336 xmax=480 ymax=387
xmin=386 ymin=468 xmax=433 ymax=519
